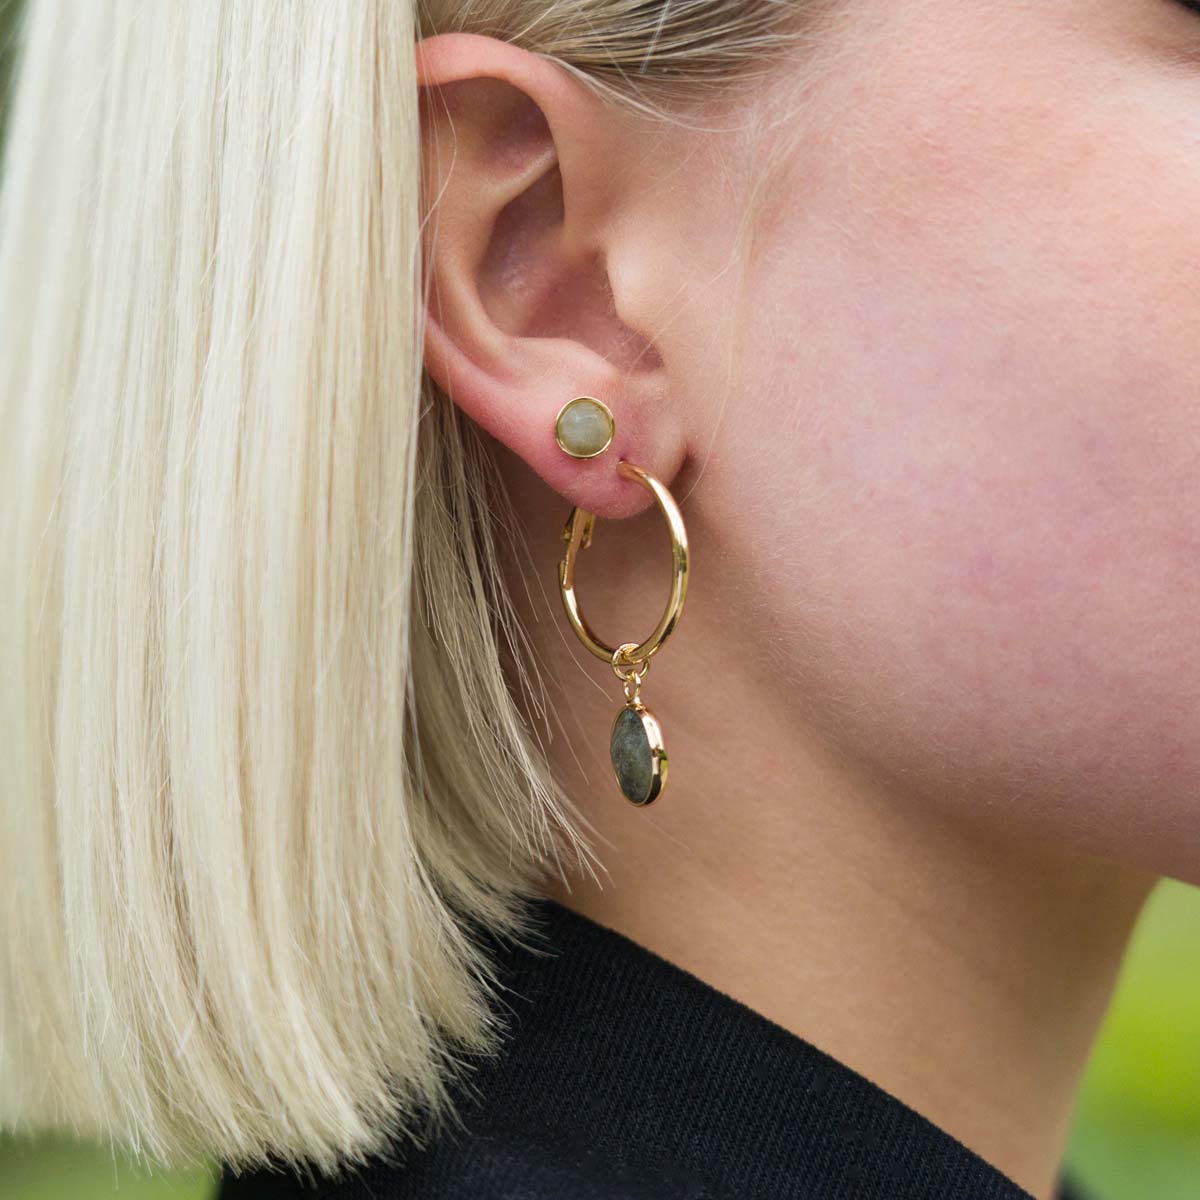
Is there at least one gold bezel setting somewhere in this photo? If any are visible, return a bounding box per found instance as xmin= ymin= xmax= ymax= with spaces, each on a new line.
xmin=554 ymin=396 xmax=615 ymax=459
xmin=610 ymin=701 xmax=668 ymax=806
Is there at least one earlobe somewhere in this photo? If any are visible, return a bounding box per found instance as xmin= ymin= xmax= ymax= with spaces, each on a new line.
xmin=415 ymin=32 xmax=681 ymax=520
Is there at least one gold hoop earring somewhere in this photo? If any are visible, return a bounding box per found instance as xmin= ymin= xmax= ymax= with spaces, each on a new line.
xmin=557 ymin=449 xmax=689 ymax=807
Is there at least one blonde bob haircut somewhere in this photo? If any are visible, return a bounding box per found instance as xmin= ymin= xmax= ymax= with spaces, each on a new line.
xmin=0 ymin=0 xmax=815 ymax=1178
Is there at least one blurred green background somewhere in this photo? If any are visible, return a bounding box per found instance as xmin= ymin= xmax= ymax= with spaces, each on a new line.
xmin=0 ymin=1 xmax=1197 ymax=1197
xmin=1064 ymin=878 xmax=1200 ymax=1198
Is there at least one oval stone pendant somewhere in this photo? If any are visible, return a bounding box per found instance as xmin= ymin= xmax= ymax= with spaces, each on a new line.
xmin=610 ymin=702 xmax=668 ymax=806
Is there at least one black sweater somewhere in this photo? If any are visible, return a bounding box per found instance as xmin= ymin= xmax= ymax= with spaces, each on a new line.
xmin=218 ymin=896 xmax=1094 ymax=1200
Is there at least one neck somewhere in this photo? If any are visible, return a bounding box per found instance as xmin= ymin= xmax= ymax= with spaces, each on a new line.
xmin=495 ymin=450 xmax=1156 ymax=1200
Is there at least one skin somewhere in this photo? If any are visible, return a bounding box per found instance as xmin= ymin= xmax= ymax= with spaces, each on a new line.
xmin=416 ymin=4 xmax=1200 ymax=1196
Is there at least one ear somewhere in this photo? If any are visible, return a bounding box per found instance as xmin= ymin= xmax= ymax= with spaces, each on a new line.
xmin=415 ymin=32 xmax=684 ymax=519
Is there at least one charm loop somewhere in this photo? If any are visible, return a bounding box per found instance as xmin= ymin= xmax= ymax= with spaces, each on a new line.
xmin=612 ymin=644 xmax=650 ymax=704
xmin=610 ymin=641 xmax=651 ymax=684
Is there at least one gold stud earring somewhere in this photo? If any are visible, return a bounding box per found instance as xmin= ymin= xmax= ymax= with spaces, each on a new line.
xmin=554 ymin=395 xmax=615 ymax=459
xmin=555 ymin=398 xmax=689 ymax=806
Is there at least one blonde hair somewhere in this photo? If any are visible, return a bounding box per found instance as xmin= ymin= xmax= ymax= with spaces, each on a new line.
xmin=0 ymin=0 xmax=814 ymax=1178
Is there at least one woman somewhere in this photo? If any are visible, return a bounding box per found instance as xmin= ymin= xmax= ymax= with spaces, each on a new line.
xmin=1 ymin=1 xmax=1195 ymax=1197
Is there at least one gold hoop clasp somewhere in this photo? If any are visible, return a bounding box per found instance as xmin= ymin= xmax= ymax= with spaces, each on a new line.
xmin=558 ymin=459 xmax=689 ymax=666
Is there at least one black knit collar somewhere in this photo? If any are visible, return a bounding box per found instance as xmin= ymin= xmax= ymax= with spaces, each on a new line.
xmin=219 ymin=895 xmax=1092 ymax=1200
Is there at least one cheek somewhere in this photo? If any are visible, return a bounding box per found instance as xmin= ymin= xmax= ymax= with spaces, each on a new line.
xmin=728 ymin=13 xmax=1200 ymax=877
xmin=801 ymin=370 xmax=1200 ymax=877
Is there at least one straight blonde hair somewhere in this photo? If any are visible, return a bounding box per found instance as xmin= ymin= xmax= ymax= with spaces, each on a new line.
xmin=0 ymin=0 xmax=816 ymax=1177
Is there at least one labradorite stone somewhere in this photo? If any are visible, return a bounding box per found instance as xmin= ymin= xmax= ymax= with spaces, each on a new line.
xmin=556 ymin=398 xmax=612 ymax=457
xmin=611 ymin=706 xmax=655 ymax=805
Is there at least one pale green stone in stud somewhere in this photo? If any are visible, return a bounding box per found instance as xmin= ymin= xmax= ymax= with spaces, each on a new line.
xmin=555 ymin=397 xmax=613 ymax=458
xmin=611 ymin=705 xmax=655 ymax=805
